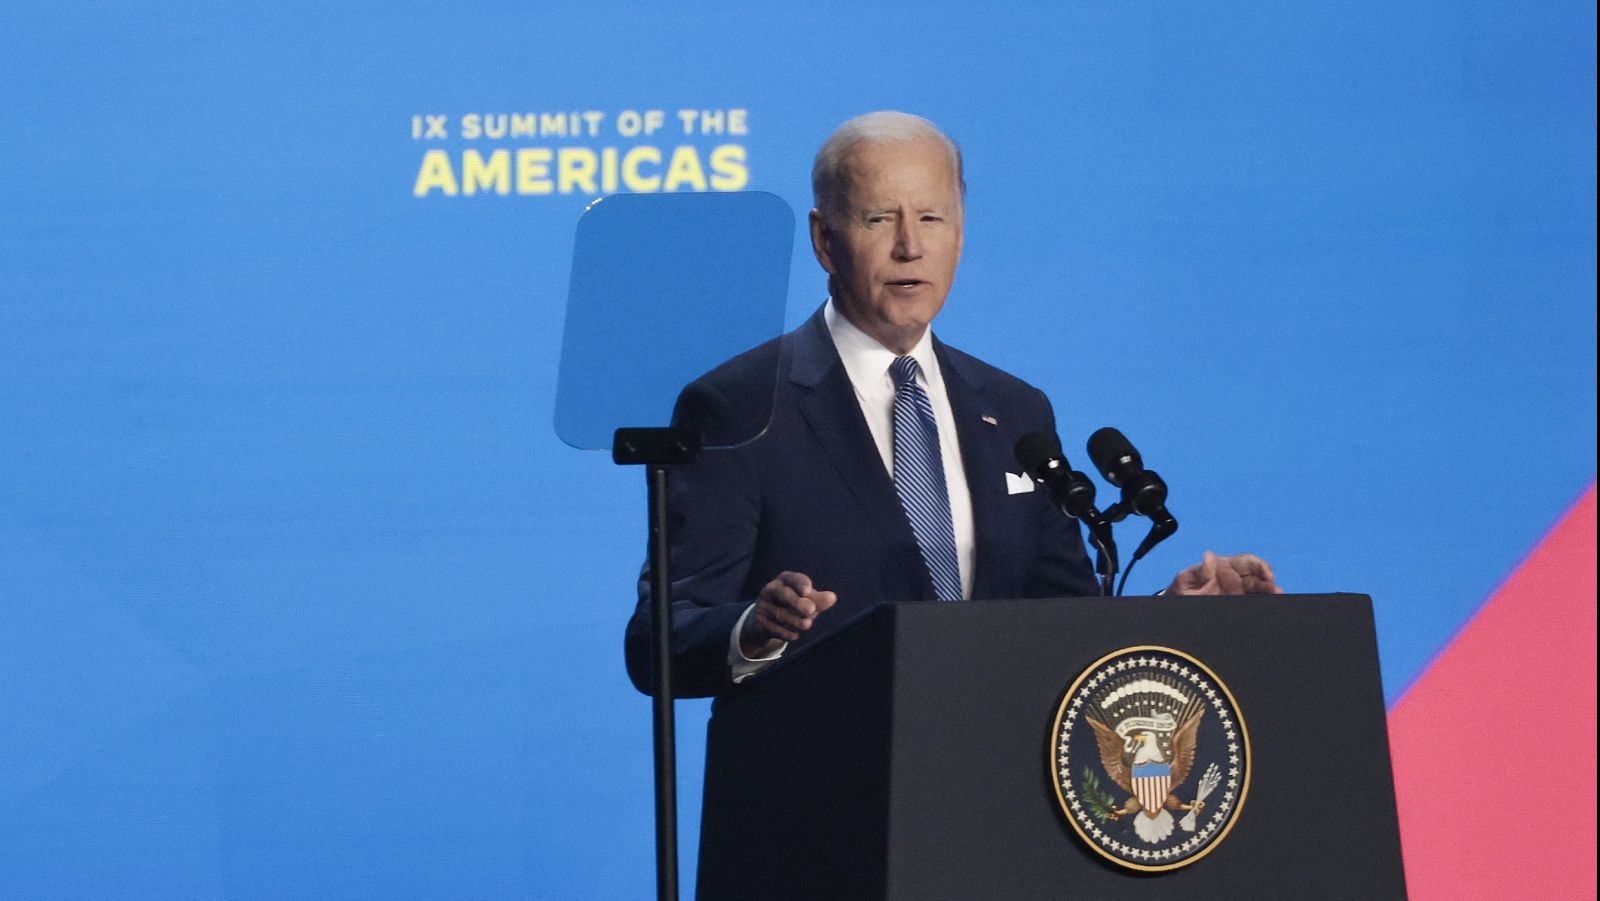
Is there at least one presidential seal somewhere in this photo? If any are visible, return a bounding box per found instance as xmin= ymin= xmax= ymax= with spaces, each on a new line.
xmin=1049 ymin=646 xmax=1250 ymax=872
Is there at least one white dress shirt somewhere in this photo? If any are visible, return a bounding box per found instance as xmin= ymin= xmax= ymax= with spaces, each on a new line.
xmin=730 ymin=300 xmax=976 ymax=681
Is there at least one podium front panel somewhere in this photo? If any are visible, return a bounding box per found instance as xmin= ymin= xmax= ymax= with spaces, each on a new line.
xmin=700 ymin=595 xmax=1406 ymax=900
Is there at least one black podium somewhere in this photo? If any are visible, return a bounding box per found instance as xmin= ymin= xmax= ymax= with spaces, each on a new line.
xmin=697 ymin=595 xmax=1407 ymax=900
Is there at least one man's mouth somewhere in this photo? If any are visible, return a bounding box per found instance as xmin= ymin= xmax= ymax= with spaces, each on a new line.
xmin=886 ymin=279 xmax=925 ymax=288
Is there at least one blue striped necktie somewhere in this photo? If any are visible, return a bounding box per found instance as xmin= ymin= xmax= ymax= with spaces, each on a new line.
xmin=888 ymin=356 xmax=963 ymax=601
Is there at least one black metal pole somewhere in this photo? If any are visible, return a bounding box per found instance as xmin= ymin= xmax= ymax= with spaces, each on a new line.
xmin=647 ymin=462 xmax=678 ymax=901
xmin=614 ymin=427 xmax=698 ymax=901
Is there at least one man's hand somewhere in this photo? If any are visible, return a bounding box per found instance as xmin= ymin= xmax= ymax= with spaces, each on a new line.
xmin=740 ymin=571 xmax=838 ymax=658
xmin=1166 ymin=551 xmax=1282 ymax=596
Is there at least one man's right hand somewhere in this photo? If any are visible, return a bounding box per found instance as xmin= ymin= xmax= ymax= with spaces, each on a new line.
xmin=740 ymin=571 xmax=838 ymax=658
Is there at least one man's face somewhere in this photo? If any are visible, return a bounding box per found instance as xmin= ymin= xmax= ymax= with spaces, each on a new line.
xmin=810 ymin=136 xmax=964 ymax=354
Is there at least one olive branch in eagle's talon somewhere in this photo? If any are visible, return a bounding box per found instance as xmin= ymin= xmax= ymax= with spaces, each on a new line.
xmin=1080 ymin=767 xmax=1123 ymax=822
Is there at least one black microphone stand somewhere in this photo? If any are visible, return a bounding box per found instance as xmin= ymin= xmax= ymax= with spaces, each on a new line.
xmin=1084 ymin=520 xmax=1118 ymax=597
xmin=1099 ymin=501 xmax=1178 ymax=596
xmin=613 ymin=425 xmax=701 ymax=901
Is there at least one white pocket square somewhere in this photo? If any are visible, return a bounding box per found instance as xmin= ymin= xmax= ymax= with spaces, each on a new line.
xmin=1005 ymin=472 xmax=1036 ymax=495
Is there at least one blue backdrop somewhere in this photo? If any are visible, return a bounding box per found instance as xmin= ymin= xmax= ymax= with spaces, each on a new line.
xmin=2 ymin=2 xmax=1593 ymax=897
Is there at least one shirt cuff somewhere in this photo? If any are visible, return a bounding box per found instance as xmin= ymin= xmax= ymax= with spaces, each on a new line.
xmin=729 ymin=602 xmax=787 ymax=684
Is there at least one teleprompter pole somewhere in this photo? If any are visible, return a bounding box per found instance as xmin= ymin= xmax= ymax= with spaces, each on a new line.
xmin=646 ymin=462 xmax=677 ymax=900
xmin=615 ymin=427 xmax=701 ymax=901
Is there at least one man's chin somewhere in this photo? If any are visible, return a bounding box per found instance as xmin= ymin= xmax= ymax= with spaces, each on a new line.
xmin=834 ymin=295 xmax=941 ymax=352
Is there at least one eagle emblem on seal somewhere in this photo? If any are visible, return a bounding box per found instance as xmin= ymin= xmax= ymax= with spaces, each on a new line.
xmin=1050 ymin=647 xmax=1249 ymax=871
xmin=1087 ymin=684 xmax=1205 ymax=842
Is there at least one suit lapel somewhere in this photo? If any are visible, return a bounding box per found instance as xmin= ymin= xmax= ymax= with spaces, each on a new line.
xmin=789 ymin=310 xmax=931 ymax=598
xmin=936 ymin=339 xmax=1012 ymax=600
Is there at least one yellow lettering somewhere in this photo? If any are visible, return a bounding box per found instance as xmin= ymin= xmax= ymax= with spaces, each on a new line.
xmin=462 ymin=149 xmax=510 ymax=195
xmin=621 ymin=146 xmax=661 ymax=191
xmin=558 ymin=148 xmax=599 ymax=193
xmin=510 ymin=113 xmax=537 ymax=137
xmin=708 ymin=144 xmax=748 ymax=191
xmin=412 ymin=149 xmax=459 ymax=197
xmin=728 ymin=109 xmax=748 ymax=135
xmin=601 ymin=147 xmax=619 ymax=193
xmin=697 ymin=109 xmax=725 ymax=134
xmin=663 ymin=146 xmax=707 ymax=192
xmin=540 ymin=112 xmax=567 ymax=137
xmin=517 ymin=148 xmax=554 ymax=194
xmin=460 ymin=114 xmax=482 ymax=140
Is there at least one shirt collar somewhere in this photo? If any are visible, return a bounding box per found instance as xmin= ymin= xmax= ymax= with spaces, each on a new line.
xmin=823 ymin=298 xmax=941 ymax=391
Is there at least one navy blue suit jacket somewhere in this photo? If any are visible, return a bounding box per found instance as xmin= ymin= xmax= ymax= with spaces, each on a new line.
xmin=625 ymin=308 xmax=1098 ymax=697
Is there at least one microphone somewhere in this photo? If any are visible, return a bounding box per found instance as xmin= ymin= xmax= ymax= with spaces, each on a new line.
xmin=1015 ymin=431 xmax=1118 ymax=587
xmin=1085 ymin=427 xmax=1178 ymax=564
xmin=1015 ymin=431 xmax=1097 ymax=521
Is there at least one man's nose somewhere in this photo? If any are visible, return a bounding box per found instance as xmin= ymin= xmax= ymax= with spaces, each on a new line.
xmin=893 ymin=219 xmax=923 ymax=260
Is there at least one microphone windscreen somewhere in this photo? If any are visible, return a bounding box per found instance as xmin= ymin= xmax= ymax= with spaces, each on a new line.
xmin=1087 ymin=427 xmax=1140 ymax=477
xmin=1014 ymin=431 xmax=1063 ymax=475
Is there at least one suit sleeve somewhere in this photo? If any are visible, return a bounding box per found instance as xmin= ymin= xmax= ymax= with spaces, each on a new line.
xmin=623 ymin=376 xmax=766 ymax=698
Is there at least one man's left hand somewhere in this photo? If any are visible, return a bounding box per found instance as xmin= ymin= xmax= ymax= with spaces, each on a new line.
xmin=1166 ymin=551 xmax=1282 ymax=595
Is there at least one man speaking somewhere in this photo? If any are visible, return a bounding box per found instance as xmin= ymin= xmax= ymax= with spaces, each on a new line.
xmin=625 ymin=111 xmax=1278 ymax=698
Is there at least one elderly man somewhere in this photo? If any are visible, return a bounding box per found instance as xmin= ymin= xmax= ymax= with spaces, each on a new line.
xmin=625 ymin=111 xmax=1277 ymax=697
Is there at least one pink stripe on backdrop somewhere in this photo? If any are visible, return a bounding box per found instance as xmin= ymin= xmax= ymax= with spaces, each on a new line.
xmin=1388 ymin=483 xmax=1597 ymax=900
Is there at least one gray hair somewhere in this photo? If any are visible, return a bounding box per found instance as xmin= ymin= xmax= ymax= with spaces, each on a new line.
xmin=811 ymin=111 xmax=965 ymax=226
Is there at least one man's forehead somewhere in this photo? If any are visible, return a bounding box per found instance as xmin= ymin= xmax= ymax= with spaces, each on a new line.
xmin=839 ymin=138 xmax=962 ymax=203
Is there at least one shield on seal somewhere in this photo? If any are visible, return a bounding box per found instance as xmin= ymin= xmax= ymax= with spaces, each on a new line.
xmin=1131 ymin=762 xmax=1171 ymax=817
